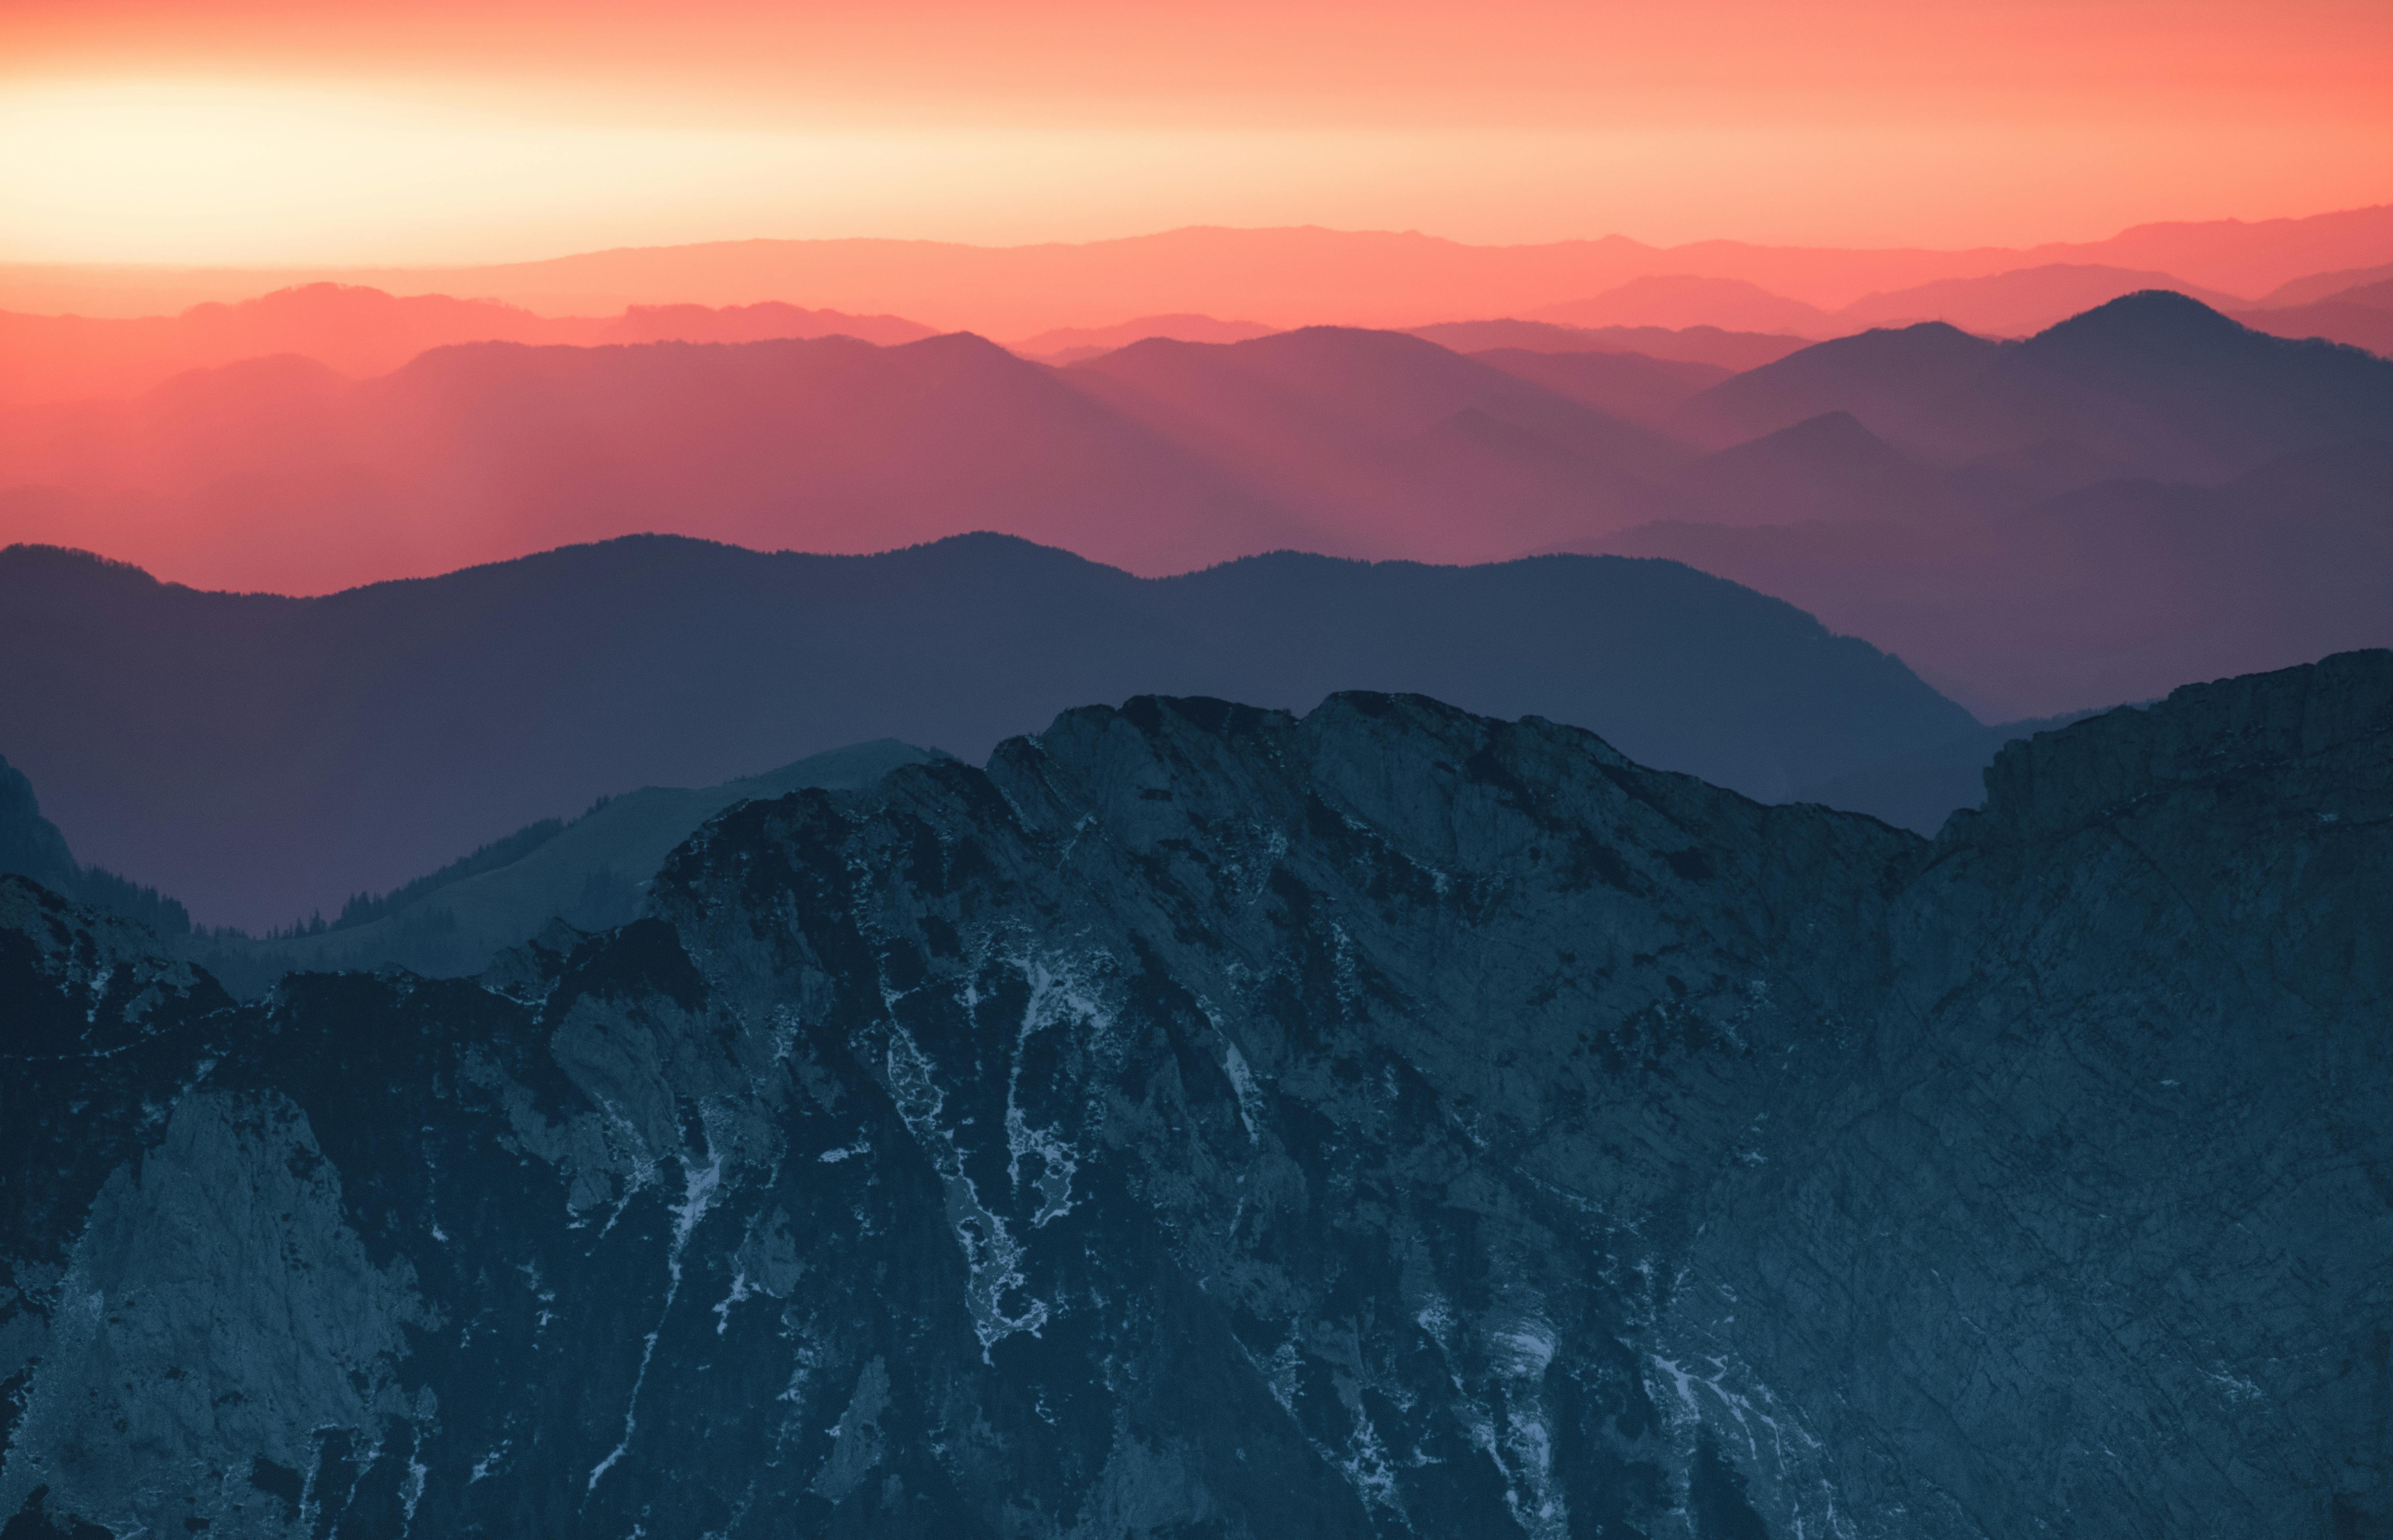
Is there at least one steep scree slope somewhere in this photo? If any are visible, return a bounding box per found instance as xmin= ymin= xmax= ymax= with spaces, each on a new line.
xmin=2 ymin=651 xmax=2387 ymax=1538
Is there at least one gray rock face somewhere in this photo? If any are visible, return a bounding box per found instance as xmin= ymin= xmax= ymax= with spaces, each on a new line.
xmin=3 ymin=653 xmax=2388 ymax=1538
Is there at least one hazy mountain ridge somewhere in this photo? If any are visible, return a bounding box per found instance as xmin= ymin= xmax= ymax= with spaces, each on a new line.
xmin=2 ymin=649 xmax=2384 ymax=1536
xmin=10 ymin=204 xmax=2391 ymax=329
xmin=1668 ymin=290 xmax=2393 ymax=479
xmin=1533 ymin=262 xmax=2274 ymax=343
xmin=1008 ymin=313 xmax=1279 ymax=361
xmin=1579 ymin=406 xmax=2393 ymax=716
xmin=6 ymin=293 xmax=2383 ymax=740
xmin=1831 ymin=261 xmax=2233 ymax=330
xmin=0 ymin=282 xmax=937 ymax=408
xmin=8 ymin=291 xmax=2383 ymax=598
xmin=1523 ymin=294 xmax=2393 ymax=717
xmin=2 ymin=325 xmax=1715 ymax=585
xmin=0 ymin=534 xmax=1977 ymax=930
xmin=1063 ymin=326 xmax=1699 ymax=559
xmin=1532 ymin=275 xmax=1833 ymax=335
xmin=1460 ymin=348 xmax=1732 ymax=428
xmin=191 ymin=740 xmax=939 ymax=995
xmin=1405 ymin=319 xmax=1806 ymax=370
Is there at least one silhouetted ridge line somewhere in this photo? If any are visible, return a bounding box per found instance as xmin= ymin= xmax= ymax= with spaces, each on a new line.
xmin=0 ymin=534 xmax=1975 ymax=929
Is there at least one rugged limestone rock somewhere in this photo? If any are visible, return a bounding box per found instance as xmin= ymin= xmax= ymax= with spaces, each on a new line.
xmin=3 ymin=653 xmax=2388 ymax=1538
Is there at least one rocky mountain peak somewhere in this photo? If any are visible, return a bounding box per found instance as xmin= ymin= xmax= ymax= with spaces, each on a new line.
xmin=2 ymin=654 xmax=2386 ymax=1538
xmin=1959 ymin=646 xmax=2393 ymax=842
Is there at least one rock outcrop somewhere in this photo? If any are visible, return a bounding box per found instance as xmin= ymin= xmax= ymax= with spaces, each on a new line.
xmin=3 ymin=651 xmax=2387 ymax=1538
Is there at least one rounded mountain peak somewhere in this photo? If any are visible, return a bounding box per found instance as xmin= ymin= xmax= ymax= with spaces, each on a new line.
xmin=2027 ymin=289 xmax=2247 ymax=355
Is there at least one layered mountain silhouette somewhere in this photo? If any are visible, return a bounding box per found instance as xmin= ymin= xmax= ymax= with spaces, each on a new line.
xmin=1925 ymin=291 xmax=2393 ymax=480
xmin=4 ymin=651 xmax=2385 ymax=1537
xmin=2256 ymin=260 xmax=2393 ymax=307
xmin=1 ymin=324 xmax=1733 ymax=586
xmin=1007 ymin=313 xmax=1278 ymax=362
xmin=1405 ymin=318 xmax=1807 ymax=370
xmin=1670 ymin=320 xmax=2004 ymax=449
xmin=1581 ymin=439 xmax=2393 ymax=717
xmin=14 ymin=204 xmax=2391 ymax=333
xmin=1514 ymin=263 xmax=2393 ymax=351
xmin=8 ymin=294 xmax=2384 ymax=706
xmin=26 ymin=213 xmax=2393 ymax=373
xmin=1832 ymin=262 xmax=2246 ymax=337
xmin=0 ymin=283 xmax=936 ymax=408
xmin=1063 ymin=327 xmax=1697 ymax=559
xmin=19 ymin=293 xmax=2371 ymax=596
xmin=1664 ymin=410 xmax=1967 ymax=525
xmin=1462 ymin=347 xmax=1731 ymax=428
xmin=2234 ymin=274 xmax=2393 ymax=358
xmin=0 ymin=333 xmax=1307 ymax=585
xmin=595 ymin=300 xmax=932 ymax=348
xmin=1531 ymin=274 xmax=1833 ymax=334
xmin=1671 ymin=291 xmax=2393 ymax=482
xmin=0 ymin=534 xmax=1977 ymax=930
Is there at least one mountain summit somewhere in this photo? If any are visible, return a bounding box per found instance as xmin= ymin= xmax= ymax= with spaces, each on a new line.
xmin=3 ymin=650 xmax=2387 ymax=1536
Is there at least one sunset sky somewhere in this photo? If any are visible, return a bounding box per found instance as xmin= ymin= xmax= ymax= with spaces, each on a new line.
xmin=3 ymin=0 xmax=2391 ymax=265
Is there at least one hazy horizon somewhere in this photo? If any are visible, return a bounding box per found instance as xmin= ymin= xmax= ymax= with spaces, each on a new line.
xmin=8 ymin=0 xmax=2393 ymax=267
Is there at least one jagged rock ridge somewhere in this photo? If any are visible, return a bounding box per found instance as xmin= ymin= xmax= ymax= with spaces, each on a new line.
xmin=2 ymin=652 xmax=2388 ymax=1538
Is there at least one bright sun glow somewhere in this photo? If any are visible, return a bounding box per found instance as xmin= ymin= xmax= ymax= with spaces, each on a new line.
xmin=4 ymin=78 xmax=2389 ymax=267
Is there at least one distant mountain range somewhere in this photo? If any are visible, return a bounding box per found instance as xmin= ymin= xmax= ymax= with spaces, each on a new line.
xmin=0 ymin=324 xmax=1722 ymax=587
xmin=1405 ymin=318 xmax=1808 ymax=370
xmin=1833 ymin=262 xmax=2251 ymax=337
xmin=0 ymin=534 xmax=1978 ymax=930
xmin=1521 ymin=264 xmax=2266 ymax=342
xmin=1580 ymin=439 xmax=2393 ymax=718
xmin=0 ymin=282 xmax=936 ymax=408
xmin=1662 ymin=409 xmax=1969 ymax=525
xmin=1532 ymin=275 xmax=1835 ymax=335
xmin=1064 ymin=327 xmax=1696 ymax=563
xmin=1518 ymin=263 xmax=2301 ymax=347
xmin=2232 ymin=275 xmax=2393 ymax=359
xmin=1669 ymin=321 xmax=2007 ymax=448
xmin=1458 ymin=347 xmax=1732 ymax=429
xmin=10 ymin=204 xmax=2392 ymax=331
xmin=2257 ymin=261 xmax=2393 ymax=307
xmin=12 ymin=264 xmax=2380 ymax=432
xmin=10 ymin=291 xmax=2385 ymax=597
xmin=1499 ymin=291 xmax=2393 ymax=716
xmin=1008 ymin=313 xmax=1278 ymax=362
xmin=4 ymin=294 xmax=2385 ymax=731
xmin=1668 ymin=291 xmax=2393 ymax=482
xmin=1520 ymin=261 xmax=2393 ymax=353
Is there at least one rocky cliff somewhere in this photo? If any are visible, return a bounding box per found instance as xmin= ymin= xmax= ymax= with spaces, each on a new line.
xmin=3 ymin=652 xmax=2387 ymax=1538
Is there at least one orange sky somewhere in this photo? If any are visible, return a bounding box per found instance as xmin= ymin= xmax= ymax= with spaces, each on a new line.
xmin=4 ymin=0 xmax=2391 ymax=265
